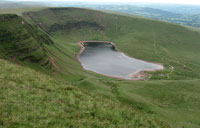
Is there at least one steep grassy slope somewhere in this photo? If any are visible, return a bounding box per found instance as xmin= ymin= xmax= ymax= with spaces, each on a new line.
xmin=0 ymin=14 xmax=53 ymax=70
xmin=0 ymin=59 xmax=170 ymax=128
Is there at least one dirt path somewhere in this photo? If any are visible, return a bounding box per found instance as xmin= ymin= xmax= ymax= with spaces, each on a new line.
xmin=11 ymin=56 xmax=22 ymax=66
xmin=153 ymin=31 xmax=158 ymax=55
xmin=167 ymin=65 xmax=174 ymax=79
xmin=48 ymin=55 xmax=60 ymax=71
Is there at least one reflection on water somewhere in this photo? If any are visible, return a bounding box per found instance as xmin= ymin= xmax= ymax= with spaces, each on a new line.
xmin=79 ymin=42 xmax=163 ymax=79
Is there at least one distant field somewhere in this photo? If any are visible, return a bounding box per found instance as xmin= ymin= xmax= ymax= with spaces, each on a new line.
xmin=0 ymin=7 xmax=200 ymax=128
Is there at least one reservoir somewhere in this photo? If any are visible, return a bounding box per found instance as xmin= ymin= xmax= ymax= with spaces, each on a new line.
xmin=78 ymin=41 xmax=163 ymax=79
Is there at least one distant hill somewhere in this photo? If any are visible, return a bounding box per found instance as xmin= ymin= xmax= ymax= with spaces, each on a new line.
xmin=54 ymin=4 xmax=200 ymax=28
xmin=1 ymin=1 xmax=200 ymax=28
xmin=0 ymin=1 xmax=45 ymax=9
xmin=90 ymin=5 xmax=200 ymax=28
xmin=187 ymin=14 xmax=200 ymax=27
xmin=133 ymin=3 xmax=200 ymax=15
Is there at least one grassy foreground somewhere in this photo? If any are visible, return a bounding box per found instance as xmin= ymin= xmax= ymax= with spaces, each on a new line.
xmin=0 ymin=59 xmax=170 ymax=127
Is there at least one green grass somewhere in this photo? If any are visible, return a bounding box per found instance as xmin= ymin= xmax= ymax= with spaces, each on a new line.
xmin=0 ymin=59 xmax=171 ymax=128
xmin=0 ymin=13 xmax=53 ymax=71
xmin=0 ymin=7 xmax=46 ymax=16
xmin=1 ymin=7 xmax=200 ymax=128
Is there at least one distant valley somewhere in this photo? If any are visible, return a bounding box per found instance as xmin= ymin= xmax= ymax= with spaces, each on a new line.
xmin=51 ymin=3 xmax=200 ymax=28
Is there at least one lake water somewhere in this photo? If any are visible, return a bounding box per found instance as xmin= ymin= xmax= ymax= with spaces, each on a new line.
xmin=79 ymin=42 xmax=163 ymax=79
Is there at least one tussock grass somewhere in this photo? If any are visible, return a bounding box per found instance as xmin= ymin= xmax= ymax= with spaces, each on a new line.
xmin=0 ymin=59 xmax=170 ymax=127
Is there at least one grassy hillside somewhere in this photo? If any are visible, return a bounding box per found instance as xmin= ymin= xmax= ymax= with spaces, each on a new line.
xmin=25 ymin=7 xmax=200 ymax=80
xmin=0 ymin=59 xmax=170 ymax=128
xmin=0 ymin=14 xmax=54 ymax=71
xmin=1 ymin=7 xmax=200 ymax=128
xmin=22 ymin=8 xmax=200 ymax=128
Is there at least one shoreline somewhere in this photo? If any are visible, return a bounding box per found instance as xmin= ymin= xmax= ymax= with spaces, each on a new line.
xmin=77 ymin=40 xmax=164 ymax=80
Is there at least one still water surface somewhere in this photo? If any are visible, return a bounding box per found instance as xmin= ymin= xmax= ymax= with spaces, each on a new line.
xmin=79 ymin=42 xmax=163 ymax=79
